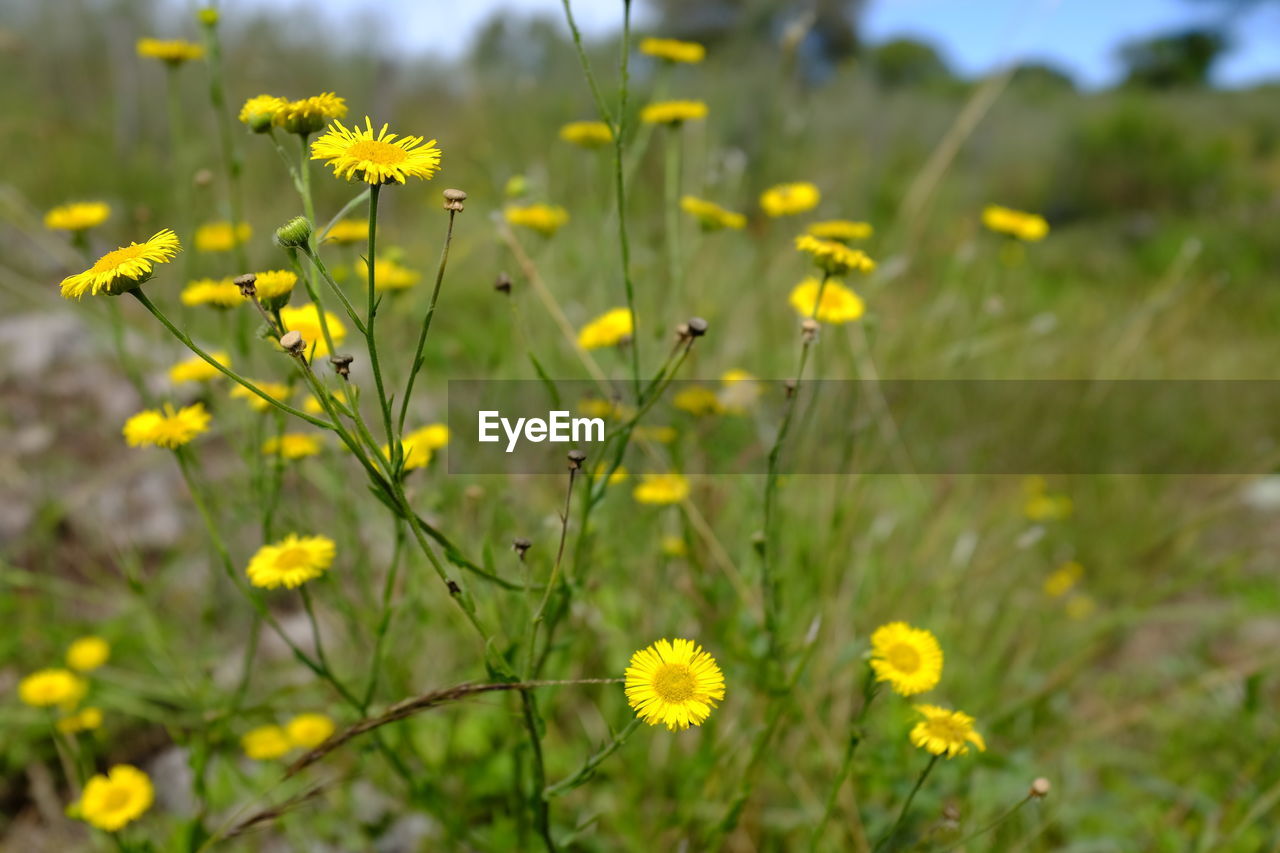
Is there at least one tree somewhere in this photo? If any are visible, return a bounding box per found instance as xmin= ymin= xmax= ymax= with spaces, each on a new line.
xmin=1118 ymin=28 xmax=1230 ymax=88
xmin=866 ymin=38 xmax=952 ymax=88
xmin=644 ymin=0 xmax=866 ymax=62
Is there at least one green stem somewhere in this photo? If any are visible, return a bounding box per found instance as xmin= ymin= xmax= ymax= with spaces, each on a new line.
xmin=874 ymin=754 xmax=941 ymax=853
xmin=544 ymin=717 xmax=642 ymax=798
xmin=663 ymin=126 xmax=683 ymax=306
xmin=200 ymin=14 xmax=248 ymax=275
xmin=398 ymin=209 xmax=457 ymax=433
xmin=361 ymin=521 xmax=407 ymax=711
xmin=363 ymin=185 xmax=396 ymax=451
xmin=810 ymin=673 xmax=880 ymax=851
xmin=130 ymin=289 xmax=332 ymax=429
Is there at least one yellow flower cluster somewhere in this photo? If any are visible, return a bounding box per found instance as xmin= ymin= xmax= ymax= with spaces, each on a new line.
xmin=238 ymin=94 xmax=287 ymax=132
xmin=559 ymin=120 xmax=613 ymax=147
xmin=45 ymin=201 xmax=110 ymax=232
xmin=982 ymin=204 xmax=1049 ymax=241
xmin=242 ymin=713 xmax=337 ymax=760
xmin=639 ymin=37 xmax=706 ymax=64
xmin=505 ymin=203 xmax=570 ymax=236
xmin=640 ymin=100 xmax=709 ymax=126
xmin=681 ymin=196 xmax=746 ymax=230
xmin=19 ymin=637 xmax=111 ymax=743
xmin=274 ymin=92 xmax=348 ymax=135
xmin=577 ymin=307 xmax=633 ymax=350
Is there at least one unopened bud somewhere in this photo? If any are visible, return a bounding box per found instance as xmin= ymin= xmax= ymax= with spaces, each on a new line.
xmin=1030 ymin=778 xmax=1051 ymax=798
xmin=675 ymin=322 xmax=691 ymax=340
xmin=512 ymin=537 xmax=532 ymax=560
xmin=197 ymin=8 xmax=219 ymax=26
xmin=329 ymin=353 xmax=354 ymax=379
xmin=443 ymin=188 xmax=467 ymax=212
xmin=233 ymin=273 xmax=257 ymax=298
xmin=274 ymin=216 xmax=313 ymax=248
xmin=687 ymin=317 xmax=708 ymax=337
xmin=494 ymin=272 xmax=512 ymax=294
xmin=783 ymin=378 xmax=798 ymax=399
xmin=801 ymin=318 xmax=819 ymax=343
xmin=193 ymin=168 xmax=215 ymax=188
xmin=567 ymin=449 xmax=587 ymax=470
xmin=279 ymin=330 xmax=305 ymax=354
xmin=751 ymin=530 xmax=766 ymax=557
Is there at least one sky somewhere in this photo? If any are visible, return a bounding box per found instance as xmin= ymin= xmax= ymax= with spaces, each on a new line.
xmin=219 ymin=0 xmax=1280 ymax=88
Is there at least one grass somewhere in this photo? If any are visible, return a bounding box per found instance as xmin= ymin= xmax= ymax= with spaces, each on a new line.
xmin=2 ymin=1 xmax=1280 ymax=850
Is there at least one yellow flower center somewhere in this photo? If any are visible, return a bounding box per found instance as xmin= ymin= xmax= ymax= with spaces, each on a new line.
xmin=102 ymin=785 xmax=132 ymax=812
xmin=348 ymin=140 xmax=407 ymax=166
xmin=887 ymin=642 xmax=921 ymax=673
xmin=274 ymin=546 xmax=312 ymax=571
xmin=91 ymin=245 xmax=145 ymax=274
xmin=652 ymin=663 xmax=697 ymax=703
xmin=925 ymin=717 xmax=967 ymax=742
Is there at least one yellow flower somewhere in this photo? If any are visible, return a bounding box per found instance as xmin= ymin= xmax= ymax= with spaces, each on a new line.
xmin=505 ymin=203 xmax=570 ymax=236
xmin=719 ymin=369 xmax=761 ymax=414
xmin=231 ymin=382 xmax=292 ymax=413
xmin=577 ymin=307 xmax=633 ymax=350
xmin=304 ymin=389 xmax=347 ymax=415
xmin=680 ymin=196 xmax=746 ymax=231
xmin=66 ymin=636 xmax=110 ymax=672
xmin=285 ymin=713 xmax=336 ymax=748
xmin=760 ymin=182 xmax=820 ymax=217
xmin=253 ymin=270 xmax=298 ymax=304
xmin=136 ymin=38 xmax=203 ymax=65
xmin=45 ymin=202 xmax=110 ymax=232
xmin=123 ymin=403 xmax=211 ymax=449
xmin=181 ymin=278 xmax=244 ymax=309
xmin=806 ymin=219 xmax=873 ymax=242
xmin=262 ymin=433 xmax=323 ymax=460
xmin=279 ymin=304 xmax=347 ymax=357
xmin=322 ymin=219 xmax=369 ymax=245
xmin=625 ymin=638 xmax=725 ymax=731
xmin=59 ymin=229 xmax=181 ymax=299
xmin=1066 ymin=594 xmax=1097 ymax=621
xmin=169 ymin=351 xmax=230 ymax=384
xmin=635 ymin=425 xmax=678 ymax=444
xmin=633 ymin=473 xmax=690 ymax=505
xmin=246 ymin=534 xmax=337 ymax=589
xmin=795 ymin=234 xmax=876 ymax=275
xmin=274 ymin=92 xmax=348 ymax=135
xmin=1044 ymin=561 xmax=1084 ymax=598
xmin=1024 ymin=493 xmax=1073 ymax=521
xmin=238 ymin=94 xmax=286 ymax=132
xmin=559 ymin=120 xmax=614 ymax=147
xmin=640 ymin=100 xmax=709 ymax=126
xmin=661 ymin=536 xmax=688 ymax=558
xmin=18 ymin=668 xmax=87 ymax=708
xmin=639 ymin=37 xmax=706 ymax=64
xmin=194 ymin=221 xmax=251 ymax=253
xmin=389 ymin=424 xmax=449 ymax=471
xmin=577 ymin=397 xmax=632 ymax=420
xmin=673 ymin=386 xmax=722 ymax=416
xmin=982 ymin=204 xmax=1048 ymax=242
xmin=361 ymin=257 xmax=421 ymax=291
xmin=241 ymin=725 xmax=292 ymax=760
xmin=75 ymin=765 xmax=154 ymax=831
xmin=869 ymin=622 xmax=943 ymax=696
xmin=57 ymin=707 xmax=104 ymax=734
xmin=910 ymin=705 xmax=986 ymax=758
xmin=594 ymin=464 xmax=628 ymax=485
xmin=789 ymin=277 xmax=865 ymax=324
xmin=311 ymin=118 xmax=442 ymax=184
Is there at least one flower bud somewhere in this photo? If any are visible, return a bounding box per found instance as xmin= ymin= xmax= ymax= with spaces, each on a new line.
xmin=443 ymin=188 xmax=467 ymax=212
xmin=280 ymin=330 xmax=305 ymax=354
xmin=274 ymin=216 xmax=313 ymax=248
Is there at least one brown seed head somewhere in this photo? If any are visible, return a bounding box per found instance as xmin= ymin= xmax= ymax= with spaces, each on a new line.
xmin=512 ymin=537 xmax=532 ymax=560
xmin=801 ymin=318 xmax=820 ymax=342
xmin=567 ymin=449 xmax=587 ymax=470
xmin=233 ymin=273 xmax=257 ymax=298
xmin=494 ymin=272 xmax=512 ymax=294
xmin=1030 ymin=778 xmax=1051 ymax=798
xmin=329 ymin=353 xmax=354 ymax=379
xmin=443 ymin=188 xmax=467 ymax=212
xmin=279 ymin=330 xmax=305 ymax=354
xmin=687 ymin=317 xmax=708 ymax=337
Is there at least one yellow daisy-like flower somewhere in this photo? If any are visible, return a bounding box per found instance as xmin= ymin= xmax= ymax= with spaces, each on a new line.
xmin=274 ymin=92 xmax=348 ymax=135
xmin=1044 ymin=561 xmax=1084 ymax=598
xmin=231 ymin=382 xmax=292 ymax=413
xmin=136 ymin=38 xmax=204 ymax=65
xmin=673 ymin=386 xmax=722 ymax=416
xmin=66 ymin=636 xmax=110 ymax=672
xmin=869 ymin=622 xmax=943 ymax=696
xmin=795 ymin=234 xmax=875 ymax=275
xmin=311 ymin=118 xmax=442 ymax=185
xmin=278 ymin=304 xmax=347 ymax=357
xmin=322 ymin=219 xmax=369 ymax=245
xmin=57 ymin=706 xmax=104 ymax=735
xmin=640 ymin=100 xmax=709 ymax=126
xmin=194 ymin=221 xmax=251 ymax=253
xmin=910 ymin=705 xmax=986 ymax=758
xmin=238 ymin=94 xmax=286 ymax=132
xmin=169 ymin=351 xmax=230 ymax=384
xmin=45 ymin=201 xmax=110 ymax=232
xmin=639 ymin=37 xmax=706 ymax=64
xmin=387 ymin=424 xmax=449 ymax=471
xmin=253 ymin=270 xmax=298 ymax=304
xmin=559 ymin=120 xmax=614 ymax=148
xmin=123 ymin=403 xmax=211 ymax=449
xmin=505 ymin=203 xmax=570 ymax=236
xmin=181 ymin=278 xmax=244 ymax=309
xmin=982 ymin=205 xmax=1048 ymax=242
xmin=262 ymin=433 xmax=323 ymax=460
xmin=680 ymin=196 xmax=746 ymax=231
xmin=789 ymin=278 xmax=865 ymax=324
xmin=241 ymin=725 xmax=292 ymax=760
xmin=594 ymin=464 xmax=629 ymax=485
xmin=361 ymin=257 xmax=420 ymax=291
xmin=285 ymin=713 xmax=336 ymax=748
xmin=577 ymin=307 xmax=634 ymax=350
xmin=625 ymin=638 xmax=725 ymax=731
xmin=304 ymin=389 xmax=347 ymax=415
xmin=18 ymin=668 xmax=87 ymax=708
xmin=719 ymin=369 xmax=761 ymax=414
xmin=806 ymin=219 xmax=873 ymax=242
xmin=246 ymin=534 xmax=337 ymax=589
xmin=59 ymin=229 xmax=181 ymax=299
xmin=75 ymin=765 xmax=154 ymax=831
xmin=633 ymin=473 xmax=690 ymax=505
xmin=760 ymin=182 xmax=820 ymax=217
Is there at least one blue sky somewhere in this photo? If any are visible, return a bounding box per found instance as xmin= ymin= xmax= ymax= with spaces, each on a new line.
xmin=222 ymin=0 xmax=1280 ymax=88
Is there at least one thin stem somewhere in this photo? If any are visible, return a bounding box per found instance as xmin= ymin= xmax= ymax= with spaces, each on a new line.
xmin=663 ymin=126 xmax=683 ymax=305
xmin=544 ymin=718 xmax=642 ymax=798
xmin=874 ymin=754 xmax=941 ymax=852
xmin=299 ymin=585 xmax=359 ymax=707
xmin=398 ymin=209 xmax=458 ymax=433
xmin=361 ymin=521 xmax=407 ymax=711
xmin=130 ymin=289 xmax=332 ymax=429
xmin=810 ymin=672 xmax=881 ymax=851
xmin=940 ymin=795 xmax=1035 ymax=853
xmin=298 ymin=133 xmax=316 ymax=224
xmin=363 ymin=185 xmax=396 ymax=450
xmin=200 ymin=13 xmax=248 ymax=275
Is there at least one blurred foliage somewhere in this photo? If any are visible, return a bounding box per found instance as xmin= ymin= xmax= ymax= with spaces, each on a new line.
xmin=1119 ymin=27 xmax=1230 ymax=88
